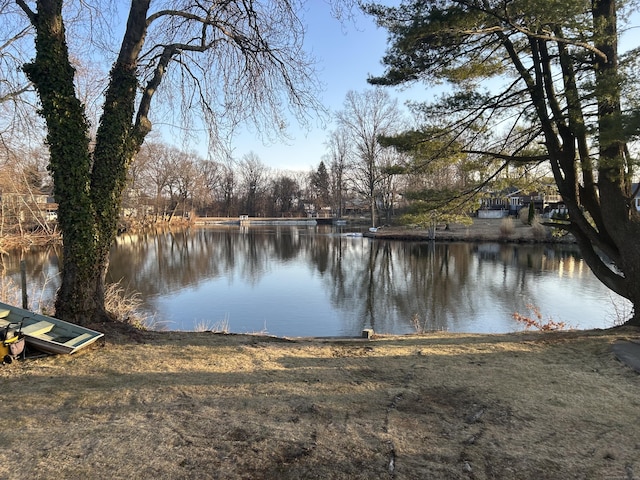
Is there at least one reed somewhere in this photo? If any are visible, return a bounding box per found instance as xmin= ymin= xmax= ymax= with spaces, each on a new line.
xmin=104 ymin=281 xmax=153 ymax=330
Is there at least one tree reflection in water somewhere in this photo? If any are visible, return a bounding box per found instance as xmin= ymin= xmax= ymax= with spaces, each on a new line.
xmin=4 ymin=226 xmax=628 ymax=336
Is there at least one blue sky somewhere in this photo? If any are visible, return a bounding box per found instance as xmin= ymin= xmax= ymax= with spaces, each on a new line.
xmin=225 ymin=2 xmax=419 ymax=172
xmin=198 ymin=2 xmax=639 ymax=173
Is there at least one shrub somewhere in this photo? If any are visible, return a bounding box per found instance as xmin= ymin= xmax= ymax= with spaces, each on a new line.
xmin=512 ymin=304 xmax=566 ymax=331
xmin=499 ymin=217 xmax=515 ymax=237
xmin=531 ymin=218 xmax=547 ymax=240
xmin=518 ymin=207 xmax=528 ymax=225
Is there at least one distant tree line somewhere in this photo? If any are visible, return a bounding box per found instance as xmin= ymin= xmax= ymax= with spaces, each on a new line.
xmin=1 ymin=86 xmax=550 ymax=234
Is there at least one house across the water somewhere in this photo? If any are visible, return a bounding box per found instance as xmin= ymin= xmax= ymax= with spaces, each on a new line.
xmin=478 ymin=187 xmax=564 ymax=218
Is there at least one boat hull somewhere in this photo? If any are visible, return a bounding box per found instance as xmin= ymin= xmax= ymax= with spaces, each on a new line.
xmin=0 ymin=301 xmax=104 ymax=355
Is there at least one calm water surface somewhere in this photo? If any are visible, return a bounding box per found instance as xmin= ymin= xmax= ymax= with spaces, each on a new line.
xmin=5 ymin=225 xmax=630 ymax=336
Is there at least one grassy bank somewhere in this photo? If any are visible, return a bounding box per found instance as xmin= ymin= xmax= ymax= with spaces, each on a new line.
xmin=369 ymin=217 xmax=575 ymax=244
xmin=1 ymin=326 xmax=639 ymax=479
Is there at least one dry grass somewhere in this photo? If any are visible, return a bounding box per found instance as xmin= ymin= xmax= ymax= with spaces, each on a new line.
xmin=530 ymin=218 xmax=549 ymax=240
xmin=193 ymin=316 xmax=230 ymax=333
xmin=499 ymin=217 xmax=515 ymax=237
xmin=104 ymin=281 xmax=154 ymax=330
xmin=0 ymin=273 xmax=21 ymax=307
xmin=0 ymin=231 xmax=61 ymax=251
xmin=1 ymin=327 xmax=640 ymax=479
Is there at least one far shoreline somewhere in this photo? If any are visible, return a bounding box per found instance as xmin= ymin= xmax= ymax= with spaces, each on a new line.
xmin=365 ymin=217 xmax=576 ymax=244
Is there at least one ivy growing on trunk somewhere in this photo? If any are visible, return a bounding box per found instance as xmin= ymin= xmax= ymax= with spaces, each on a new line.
xmin=17 ymin=0 xmax=323 ymax=324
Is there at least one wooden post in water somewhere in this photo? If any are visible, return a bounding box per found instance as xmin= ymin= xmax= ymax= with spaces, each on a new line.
xmin=20 ymin=259 xmax=28 ymax=309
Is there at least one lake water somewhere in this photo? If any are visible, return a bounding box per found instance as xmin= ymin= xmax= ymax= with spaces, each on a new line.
xmin=4 ymin=225 xmax=631 ymax=336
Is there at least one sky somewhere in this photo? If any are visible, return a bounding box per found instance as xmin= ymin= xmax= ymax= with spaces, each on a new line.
xmin=222 ymin=2 xmax=424 ymax=173
xmin=186 ymin=2 xmax=639 ymax=173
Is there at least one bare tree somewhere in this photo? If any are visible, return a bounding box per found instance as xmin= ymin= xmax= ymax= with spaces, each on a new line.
xmin=325 ymin=129 xmax=350 ymax=218
xmin=123 ymin=140 xmax=152 ymax=221
xmin=0 ymin=143 xmax=56 ymax=235
xmin=336 ymin=89 xmax=404 ymax=227
xmin=194 ymin=159 xmax=223 ymax=216
xmin=12 ymin=0 xmax=325 ymax=323
xmin=136 ymin=141 xmax=176 ymax=220
xmin=271 ymin=174 xmax=301 ymax=216
xmin=238 ymin=152 xmax=269 ymax=217
xmin=219 ymin=159 xmax=237 ymax=217
xmin=167 ymin=150 xmax=199 ymax=220
xmin=376 ymin=146 xmax=405 ymax=224
xmin=0 ymin=1 xmax=34 ymax=146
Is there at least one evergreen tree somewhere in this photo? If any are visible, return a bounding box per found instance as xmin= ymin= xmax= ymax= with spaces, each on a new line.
xmin=528 ymin=202 xmax=536 ymax=226
xmin=365 ymin=0 xmax=640 ymax=324
xmin=311 ymin=161 xmax=331 ymax=210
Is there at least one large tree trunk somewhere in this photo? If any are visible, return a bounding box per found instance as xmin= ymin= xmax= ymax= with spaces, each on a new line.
xmin=23 ymin=0 xmax=102 ymax=324
xmin=561 ymin=0 xmax=640 ymax=325
xmin=23 ymin=0 xmax=151 ymax=325
xmin=590 ymin=0 xmax=640 ymax=325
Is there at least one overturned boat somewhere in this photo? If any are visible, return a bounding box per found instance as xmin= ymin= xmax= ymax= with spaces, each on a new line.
xmin=0 ymin=301 xmax=104 ymax=355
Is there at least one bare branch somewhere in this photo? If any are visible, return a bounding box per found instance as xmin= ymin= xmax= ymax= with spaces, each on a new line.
xmin=15 ymin=0 xmax=36 ymax=25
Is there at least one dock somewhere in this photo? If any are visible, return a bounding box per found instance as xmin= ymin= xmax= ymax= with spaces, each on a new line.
xmin=193 ymin=215 xmax=347 ymax=226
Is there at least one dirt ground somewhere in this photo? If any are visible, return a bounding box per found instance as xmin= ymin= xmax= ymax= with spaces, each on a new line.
xmin=1 ymin=325 xmax=640 ymax=480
